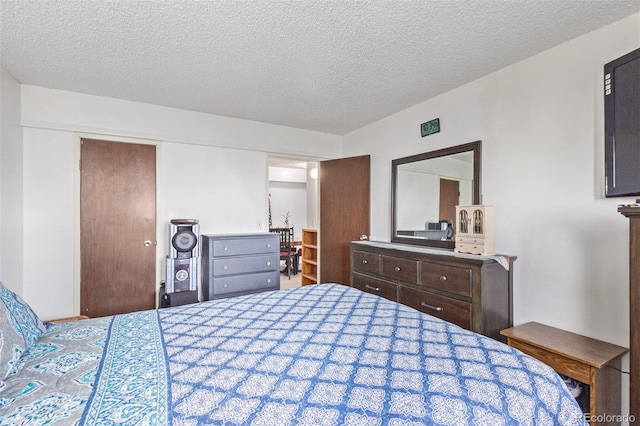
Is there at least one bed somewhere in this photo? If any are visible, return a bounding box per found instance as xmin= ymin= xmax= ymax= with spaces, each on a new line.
xmin=0 ymin=282 xmax=587 ymax=425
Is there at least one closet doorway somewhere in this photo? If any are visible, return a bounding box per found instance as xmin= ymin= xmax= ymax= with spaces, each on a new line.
xmin=80 ymin=139 xmax=157 ymax=317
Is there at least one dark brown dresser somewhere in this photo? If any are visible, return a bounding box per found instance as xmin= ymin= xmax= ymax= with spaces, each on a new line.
xmin=350 ymin=241 xmax=516 ymax=342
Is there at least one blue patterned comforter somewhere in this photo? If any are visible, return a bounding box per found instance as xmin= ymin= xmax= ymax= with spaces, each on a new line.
xmin=0 ymin=284 xmax=587 ymax=425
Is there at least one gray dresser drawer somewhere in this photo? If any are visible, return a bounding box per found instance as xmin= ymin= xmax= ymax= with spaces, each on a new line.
xmin=201 ymin=233 xmax=282 ymax=301
xmin=212 ymin=253 xmax=279 ymax=276
xmin=212 ymin=236 xmax=278 ymax=257
xmin=212 ymin=271 xmax=280 ymax=296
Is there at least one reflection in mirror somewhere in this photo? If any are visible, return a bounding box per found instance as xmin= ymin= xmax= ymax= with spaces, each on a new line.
xmin=391 ymin=141 xmax=481 ymax=249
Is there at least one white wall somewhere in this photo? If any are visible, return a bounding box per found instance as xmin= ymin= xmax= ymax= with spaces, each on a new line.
xmin=17 ymin=87 xmax=341 ymax=319
xmin=344 ymin=13 xmax=639 ymax=411
xmin=269 ymin=166 xmax=307 ymax=183
xmin=0 ymin=68 xmax=23 ymax=295
xmin=161 ymin=142 xmax=268 ymax=237
xmin=22 ymin=128 xmax=75 ymax=318
xmin=306 ymin=162 xmax=319 ymax=230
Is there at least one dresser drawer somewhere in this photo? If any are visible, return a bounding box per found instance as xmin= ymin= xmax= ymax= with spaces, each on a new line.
xmin=381 ymin=256 xmax=418 ymax=284
xmin=352 ymin=273 xmax=399 ymax=302
xmin=455 ymin=235 xmax=486 ymax=245
xmin=212 ymin=253 xmax=279 ymax=276
xmin=420 ymin=263 xmax=472 ymax=298
xmin=352 ymin=250 xmax=381 ymax=275
xmin=400 ymin=286 xmax=471 ymax=330
xmin=212 ymin=236 xmax=278 ymax=257
xmin=455 ymin=241 xmax=485 ymax=255
xmin=211 ymin=271 xmax=279 ymax=296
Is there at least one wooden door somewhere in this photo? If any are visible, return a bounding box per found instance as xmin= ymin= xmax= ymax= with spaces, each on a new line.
xmin=80 ymin=139 xmax=156 ymax=317
xmin=319 ymin=155 xmax=370 ymax=285
xmin=439 ymin=178 xmax=459 ymax=227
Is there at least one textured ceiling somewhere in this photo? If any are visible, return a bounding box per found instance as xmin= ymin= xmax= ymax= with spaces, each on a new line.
xmin=1 ymin=1 xmax=638 ymax=135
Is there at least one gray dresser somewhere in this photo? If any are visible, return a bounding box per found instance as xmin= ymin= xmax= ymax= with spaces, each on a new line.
xmin=201 ymin=233 xmax=280 ymax=300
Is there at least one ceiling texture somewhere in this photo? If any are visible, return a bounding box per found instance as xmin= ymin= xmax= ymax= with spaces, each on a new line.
xmin=1 ymin=0 xmax=638 ymax=135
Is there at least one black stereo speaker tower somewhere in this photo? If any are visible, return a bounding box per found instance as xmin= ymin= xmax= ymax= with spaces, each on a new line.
xmin=165 ymin=219 xmax=199 ymax=295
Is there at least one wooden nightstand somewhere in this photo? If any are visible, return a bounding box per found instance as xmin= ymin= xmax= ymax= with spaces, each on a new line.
xmin=501 ymin=322 xmax=628 ymax=425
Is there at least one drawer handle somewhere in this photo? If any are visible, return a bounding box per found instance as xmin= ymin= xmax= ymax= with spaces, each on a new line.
xmin=267 ymin=278 xmax=271 ymax=283
xmin=365 ymin=284 xmax=380 ymax=292
xmin=267 ymin=261 xmax=271 ymax=266
xmin=395 ymin=266 xmax=401 ymax=272
xmin=267 ymin=243 xmax=271 ymax=248
xmin=362 ymin=259 xmax=368 ymax=264
xmin=223 ymin=246 xmax=228 ymax=251
xmin=421 ymin=302 xmax=443 ymax=312
xmin=439 ymin=275 xmax=447 ymax=281
xmin=223 ymin=265 xmax=228 ymax=270
xmin=223 ymin=284 xmax=228 ymax=288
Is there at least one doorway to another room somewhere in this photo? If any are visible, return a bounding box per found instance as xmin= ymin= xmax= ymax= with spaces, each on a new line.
xmin=268 ymin=156 xmax=319 ymax=290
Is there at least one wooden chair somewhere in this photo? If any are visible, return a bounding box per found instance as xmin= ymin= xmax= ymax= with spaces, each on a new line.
xmin=270 ymin=227 xmax=295 ymax=279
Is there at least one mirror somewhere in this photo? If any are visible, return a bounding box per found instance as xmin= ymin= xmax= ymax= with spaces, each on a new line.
xmin=391 ymin=141 xmax=481 ymax=249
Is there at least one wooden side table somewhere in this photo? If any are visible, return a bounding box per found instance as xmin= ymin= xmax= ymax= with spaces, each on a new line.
xmin=501 ymin=322 xmax=628 ymax=425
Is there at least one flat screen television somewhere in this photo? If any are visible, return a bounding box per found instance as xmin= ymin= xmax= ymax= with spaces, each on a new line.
xmin=605 ymin=47 xmax=640 ymax=197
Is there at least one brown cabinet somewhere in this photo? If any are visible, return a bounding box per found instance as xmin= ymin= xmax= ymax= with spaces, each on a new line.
xmin=350 ymin=241 xmax=516 ymax=342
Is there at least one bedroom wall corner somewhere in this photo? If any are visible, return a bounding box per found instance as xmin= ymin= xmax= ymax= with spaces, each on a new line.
xmin=22 ymin=127 xmax=75 ymax=320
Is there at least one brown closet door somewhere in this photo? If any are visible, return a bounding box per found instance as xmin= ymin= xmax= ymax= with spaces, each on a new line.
xmin=439 ymin=178 xmax=459 ymax=226
xmin=80 ymin=139 xmax=156 ymax=317
xmin=319 ymin=155 xmax=370 ymax=285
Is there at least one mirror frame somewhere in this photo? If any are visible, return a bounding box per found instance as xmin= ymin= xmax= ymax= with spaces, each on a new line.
xmin=391 ymin=140 xmax=482 ymax=249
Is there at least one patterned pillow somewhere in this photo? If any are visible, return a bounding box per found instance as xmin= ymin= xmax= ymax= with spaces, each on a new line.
xmin=0 ymin=301 xmax=28 ymax=380
xmin=0 ymin=282 xmax=46 ymax=348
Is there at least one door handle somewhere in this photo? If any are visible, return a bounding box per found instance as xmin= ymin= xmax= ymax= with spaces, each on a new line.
xmin=421 ymin=302 xmax=444 ymax=312
xmin=144 ymin=240 xmax=152 ymax=247
xmin=360 ymin=235 xmax=369 ymax=240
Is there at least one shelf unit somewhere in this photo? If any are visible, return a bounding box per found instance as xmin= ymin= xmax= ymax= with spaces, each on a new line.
xmin=301 ymin=228 xmax=318 ymax=286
